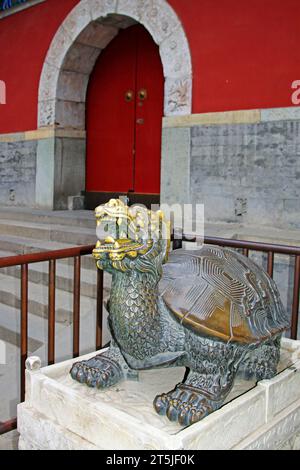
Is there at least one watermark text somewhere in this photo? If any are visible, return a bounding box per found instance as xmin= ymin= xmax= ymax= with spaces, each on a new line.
xmin=0 ymin=80 xmax=6 ymax=105
xmin=291 ymin=80 xmax=300 ymax=105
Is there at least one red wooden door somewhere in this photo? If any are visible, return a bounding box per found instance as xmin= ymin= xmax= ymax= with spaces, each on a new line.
xmin=86 ymin=25 xmax=164 ymax=206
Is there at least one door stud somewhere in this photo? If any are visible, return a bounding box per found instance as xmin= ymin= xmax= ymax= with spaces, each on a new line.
xmin=138 ymin=89 xmax=148 ymax=101
xmin=125 ymin=90 xmax=134 ymax=102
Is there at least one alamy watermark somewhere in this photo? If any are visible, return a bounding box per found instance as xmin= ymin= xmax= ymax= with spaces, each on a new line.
xmin=291 ymin=80 xmax=300 ymax=105
xmin=0 ymin=80 xmax=6 ymax=105
xmin=0 ymin=339 xmax=6 ymax=365
xmin=96 ymin=200 xmax=205 ymax=250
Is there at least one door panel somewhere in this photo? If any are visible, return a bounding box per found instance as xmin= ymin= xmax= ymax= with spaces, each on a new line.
xmin=134 ymin=28 xmax=164 ymax=194
xmin=86 ymin=27 xmax=136 ymax=193
xmin=86 ymin=25 xmax=163 ymax=204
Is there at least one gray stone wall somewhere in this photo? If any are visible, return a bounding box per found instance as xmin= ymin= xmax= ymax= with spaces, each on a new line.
xmin=35 ymin=136 xmax=86 ymax=210
xmin=0 ymin=140 xmax=37 ymax=207
xmin=190 ymin=120 xmax=300 ymax=229
xmin=54 ymin=137 xmax=86 ymax=210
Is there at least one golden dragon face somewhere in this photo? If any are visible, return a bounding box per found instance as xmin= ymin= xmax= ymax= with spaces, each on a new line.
xmin=93 ymin=199 xmax=170 ymax=266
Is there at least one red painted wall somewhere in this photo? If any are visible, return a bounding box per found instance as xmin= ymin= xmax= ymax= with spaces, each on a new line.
xmin=0 ymin=0 xmax=299 ymax=133
xmin=0 ymin=0 xmax=79 ymax=133
xmin=169 ymin=0 xmax=300 ymax=113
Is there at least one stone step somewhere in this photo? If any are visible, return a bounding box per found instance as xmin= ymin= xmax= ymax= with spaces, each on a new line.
xmin=0 ymin=325 xmax=42 ymax=354
xmin=1 ymin=261 xmax=111 ymax=299
xmin=0 ymin=233 xmax=78 ymax=254
xmin=0 ymin=272 xmax=98 ymax=324
xmin=0 ymin=299 xmax=109 ymax=360
xmin=0 ymin=301 xmax=108 ymax=425
xmin=0 ymin=249 xmax=16 ymax=258
xmin=0 ymin=234 xmax=96 ymax=270
xmin=0 ymin=246 xmax=111 ymax=305
xmin=0 ymin=219 xmax=96 ymax=245
xmin=0 ymin=303 xmax=63 ymax=353
xmin=0 ymin=207 xmax=95 ymax=229
xmin=0 ymin=341 xmax=21 ymax=422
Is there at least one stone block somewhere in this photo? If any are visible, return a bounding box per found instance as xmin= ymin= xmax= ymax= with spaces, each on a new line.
xmin=139 ymin=0 xmax=182 ymax=45
xmin=55 ymin=100 xmax=86 ymax=130
xmin=17 ymin=339 xmax=300 ymax=450
xmin=259 ymin=359 xmax=300 ymax=419
xmin=18 ymin=404 xmax=98 ymax=450
xmin=0 ymin=140 xmax=37 ymax=207
xmin=54 ymin=138 xmax=86 ymax=210
xmin=38 ymin=100 xmax=56 ymax=128
xmin=35 ymin=138 xmax=55 ymax=210
xmin=76 ymin=21 xmax=118 ymax=49
xmin=164 ymin=76 xmax=192 ymax=116
xmin=43 ymin=26 xmax=74 ymax=70
xmin=163 ymin=110 xmax=261 ymax=128
xmin=283 ymin=198 xmax=300 ymax=213
xmin=116 ymin=0 xmax=140 ymax=22
xmin=161 ymin=127 xmax=191 ymax=206
xmin=57 ymin=71 xmax=89 ymax=103
xmin=181 ymin=388 xmax=266 ymax=450
xmin=261 ymin=107 xmax=300 ymax=122
xmin=197 ymin=195 xmax=236 ymax=223
xmin=61 ymin=0 xmax=92 ymax=44
xmin=89 ymin=0 xmax=118 ymax=21
xmin=243 ymin=197 xmax=285 ymax=227
xmin=235 ymin=400 xmax=300 ymax=450
xmin=62 ymin=42 xmax=101 ymax=75
xmin=188 ymin=119 xmax=300 ymax=229
xmin=68 ymin=195 xmax=85 ymax=211
xmin=160 ymin=27 xmax=192 ymax=79
xmin=38 ymin=62 xmax=60 ymax=102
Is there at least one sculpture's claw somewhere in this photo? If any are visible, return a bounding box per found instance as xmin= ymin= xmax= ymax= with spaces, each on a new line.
xmin=70 ymin=354 xmax=123 ymax=389
xmin=153 ymin=385 xmax=215 ymax=426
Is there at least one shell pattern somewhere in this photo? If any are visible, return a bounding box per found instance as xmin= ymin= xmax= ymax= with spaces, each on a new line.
xmin=159 ymin=245 xmax=289 ymax=344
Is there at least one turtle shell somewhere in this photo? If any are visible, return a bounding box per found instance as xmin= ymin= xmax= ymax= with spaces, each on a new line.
xmin=159 ymin=245 xmax=289 ymax=344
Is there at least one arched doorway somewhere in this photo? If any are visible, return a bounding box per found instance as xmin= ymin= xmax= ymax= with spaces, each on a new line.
xmin=37 ymin=1 xmax=192 ymax=210
xmin=85 ymin=25 xmax=164 ymax=208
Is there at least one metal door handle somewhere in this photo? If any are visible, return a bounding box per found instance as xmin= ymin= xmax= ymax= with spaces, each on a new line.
xmin=136 ymin=118 xmax=144 ymax=125
xmin=138 ymin=89 xmax=147 ymax=101
xmin=125 ymin=90 xmax=134 ymax=102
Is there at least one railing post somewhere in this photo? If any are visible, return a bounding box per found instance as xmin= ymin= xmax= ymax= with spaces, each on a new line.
xmin=48 ymin=259 xmax=56 ymax=365
xmin=267 ymin=251 xmax=274 ymax=278
xmin=172 ymin=228 xmax=183 ymax=250
xmin=96 ymin=269 xmax=103 ymax=350
xmin=73 ymin=256 xmax=81 ymax=358
xmin=242 ymin=248 xmax=249 ymax=257
xmin=291 ymin=255 xmax=300 ymax=340
xmin=20 ymin=263 xmax=28 ymax=402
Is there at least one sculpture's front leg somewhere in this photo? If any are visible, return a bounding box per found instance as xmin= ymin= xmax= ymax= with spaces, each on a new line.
xmin=154 ymin=334 xmax=244 ymax=426
xmin=70 ymin=343 xmax=138 ymax=389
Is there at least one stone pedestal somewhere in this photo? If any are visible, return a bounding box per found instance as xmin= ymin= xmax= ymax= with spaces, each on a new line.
xmin=18 ymin=338 xmax=300 ymax=450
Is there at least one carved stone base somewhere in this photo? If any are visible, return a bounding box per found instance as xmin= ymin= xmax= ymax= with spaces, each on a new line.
xmin=18 ymin=339 xmax=300 ymax=450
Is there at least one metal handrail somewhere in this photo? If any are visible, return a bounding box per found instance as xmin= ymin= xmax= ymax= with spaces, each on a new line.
xmin=0 ymin=244 xmax=103 ymax=436
xmin=0 ymin=234 xmax=299 ymax=436
xmin=0 ymin=244 xmax=95 ymax=268
xmin=179 ymin=235 xmax=300 ymax=256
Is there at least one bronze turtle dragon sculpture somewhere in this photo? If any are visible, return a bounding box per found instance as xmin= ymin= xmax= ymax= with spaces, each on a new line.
xmin=71 ymin=199 xmax=289 ymax=426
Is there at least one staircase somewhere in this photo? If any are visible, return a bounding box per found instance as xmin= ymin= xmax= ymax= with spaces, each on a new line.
xmin=0 ymin=207 xmax=111 ymax=422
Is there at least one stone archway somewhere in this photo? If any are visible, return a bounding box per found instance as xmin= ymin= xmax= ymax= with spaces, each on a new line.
xmin=36 ymin=0 xmax=192 ymax=209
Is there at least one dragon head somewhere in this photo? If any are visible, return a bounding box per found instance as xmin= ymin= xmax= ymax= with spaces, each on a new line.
xmin=93 ymin=198 xmax=170 ymax=275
